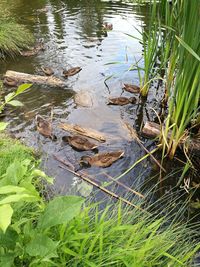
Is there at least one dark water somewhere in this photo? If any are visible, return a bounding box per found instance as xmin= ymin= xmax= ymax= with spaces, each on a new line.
xmin=0 ymin=0 xmax=168 ymax=196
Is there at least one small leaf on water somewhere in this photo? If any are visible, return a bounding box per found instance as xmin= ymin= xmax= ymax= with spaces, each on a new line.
xmin=77 ymin=180 xmax=93 ymax=198
xmin=16 ymin=83 xmax=32 ymax=95
xmin=38 ymin=196 xmax=84 ymax=230
xmin=0 ymin=122 xmax=9 ymax=131
xmin=8 ymin=100 xmax=24 ymax=107
xmin=0 ymin=204 xmax=13 ymax=233
xmin=26 ymin=234 xmax=58 ymax=258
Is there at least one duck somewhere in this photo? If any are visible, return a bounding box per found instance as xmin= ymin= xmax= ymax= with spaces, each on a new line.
xmin=62 ymin=135 xmax=98 ymax=151
xmin=20 ymin=43 xmax=45 ymax=57
xmin=80 ymin=151 xmax=124 ymax=168
xmin=108 ymin=96 xmax=136 ymax=106
xmin=36 ymin=115 xmax=56 ymax=140
xmin=63 ymin=67 xmax=82 ymax=77
xmin=41 ymin=67 xmax=54 ymax=76
xmin=123 ymin=84 xmax=140 ymax=94
xmin=3 ymin=77 xmax=18 ymax=87
xmin=103 ymin=22 xmax=113 ymax=31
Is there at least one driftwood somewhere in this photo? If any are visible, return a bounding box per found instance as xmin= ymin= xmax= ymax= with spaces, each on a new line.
xmin=142 ymin=121 xmax=161 ymax=138
xmin=142 ymin=121 xmax=200 ymax=155
xmin=4 ymin=70 xmax=65 ymax=87
xmin=59 ymin=123 xmax=106 ymax=142
xmin=124 ymin=122 xmax=166 ymax=173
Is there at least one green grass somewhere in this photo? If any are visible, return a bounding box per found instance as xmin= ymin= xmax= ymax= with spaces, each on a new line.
xmin=0 ymin=20 xmax=34 ymax=59
xmin=0 ymin=136 xmax=199 ymax=266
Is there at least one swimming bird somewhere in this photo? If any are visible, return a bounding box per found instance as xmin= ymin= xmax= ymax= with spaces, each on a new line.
xmin=62 ymin=135 xmax=98 ymax=151
xmin=63 ymin=67 xmax=82 ymax=77
xmin=108 ymin=96 xmax=136 ymax=106
xmin=123 ymin=84 xmax=140 ymax=94
xmin=80 ymin=151 xmax=124 ymax=168
xmin=41 ymin=67 xmax=54 ymax=76
xmin=36 ymin=115 xmax=56 ymax=140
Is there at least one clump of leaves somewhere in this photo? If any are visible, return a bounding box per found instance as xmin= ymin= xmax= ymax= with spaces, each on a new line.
xmin=0 ymin=20 xmax=34 ymax=59
xmin=0 ymin=83 xmax=32 ymax=131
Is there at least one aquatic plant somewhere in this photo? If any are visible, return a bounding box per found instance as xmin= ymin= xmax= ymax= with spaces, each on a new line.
xmin=161 ymin=0 xmax=200 ymax=158
xmin=0 ymin=136 xmax=199 ymax=266
xmin=0 ymin=20 xmax=34 ymax=59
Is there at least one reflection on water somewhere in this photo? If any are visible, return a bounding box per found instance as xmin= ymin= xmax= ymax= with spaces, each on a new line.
xmin=0 ymin=0 xmax=162 ymax=195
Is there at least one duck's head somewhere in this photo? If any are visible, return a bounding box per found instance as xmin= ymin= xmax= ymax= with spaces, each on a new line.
xmin=80 ymin=155 xmax=92 ymax=166
xmin=129 ymin=97 xmax=137 ymax=104
xmin=62 ymin=136 xmax=71 ymax=143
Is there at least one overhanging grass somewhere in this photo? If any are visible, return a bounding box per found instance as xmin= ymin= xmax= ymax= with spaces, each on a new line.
xmin=0 ymin=20 xmax=34 ymax=59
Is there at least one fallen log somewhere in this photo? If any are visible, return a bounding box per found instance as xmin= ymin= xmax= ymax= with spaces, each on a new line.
xmin=4 ymin=70 xmax=65 ymax=87
xmin=142 ymin=121 xmax=200 ymax=155
xmin=59 ymin=123 xmax=106 ymax=142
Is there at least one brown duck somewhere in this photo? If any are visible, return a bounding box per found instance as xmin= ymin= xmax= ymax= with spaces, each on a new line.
xmin=36 ymin=115 xmax=56 ymax=140
xmin=3 ymin=77 xmax=18 ymax=87
xmin=62 ymin=135 xmax=98 ymax=151
xmin=80 ymin=151 xmax=124 ymax=168
xmin=123 ymin=84 xmax=140 ymax=94
xmin=41 ymin=67 xmax=54 ymax=76
xmin=103 ymin=22 xmax=113 ymax=31
xmin=108 ymin=97 xmax=136 ymax=106
xmin=63 ymin=67 xmax=82 ymax=77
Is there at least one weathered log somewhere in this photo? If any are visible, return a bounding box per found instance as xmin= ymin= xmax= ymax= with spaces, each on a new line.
xmin=142 ymin=121 xmax=161 ymax=138
xmin=142 ymin=121 xmax=200 ymax=155
xmin=59 ymin=123 xmax=106 ymax=142
xmin=4 ymin=70 xmax=65 ymax=87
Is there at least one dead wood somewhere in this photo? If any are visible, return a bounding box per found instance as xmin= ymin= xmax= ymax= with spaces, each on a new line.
xmin=59 ymin=123 xmax=106 ymax=142
xmin=4 ymin=70 xmax=65 ymax=87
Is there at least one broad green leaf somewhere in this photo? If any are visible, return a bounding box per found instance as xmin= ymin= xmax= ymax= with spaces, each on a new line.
xmin=4 ymin=92 xmax=15 ymax=103
xmin=0 ymin=185 xmax=27 ymax=194
xmin=0 ymin=194 xmax=39 ymax=205
xmin=0 ymin=228 xmax=18 ymax=250
xmin=0 ymin=253 xmax=15 ymax=267
xmin=0 ymin=122 xmax=9 ymax=131
xmin=0 ymin=204 xmax=13 ymax=233
xmin=26 ymin=234 xmax=58 ymax=258
xmin=4 ymin=161 xmax=27 ymax=185
xmin=38 ymin=196 xmax=84 ymax=230
xmin=8 ymin=100 xmax=23 ymax=107
xmin=16 ymin=83 xmax=32 ymax=95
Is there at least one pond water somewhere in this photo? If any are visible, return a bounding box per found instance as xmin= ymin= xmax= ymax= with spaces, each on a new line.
xmin=1 ymin=0 xmax=169 ymax=197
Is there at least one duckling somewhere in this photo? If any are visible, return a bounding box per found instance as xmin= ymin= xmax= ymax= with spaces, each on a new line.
xmin=80 ymin=151 xmax=124 ymax=168
xmin=62 ymin=135 xmax=98 ymax=151
xmin=63 ymin=67 xmax=82 ymax=77
xmin=103 ymin=22 xmax=113 ymax=31
xmin=108 ymin=96 xmax=136 ymax=106
xmin=3 ymin=77 xmax=18 ymax=87
xmin=41 ymin=67 xmax=54 ymax=76
xmin=123 ymin=84 xmax=140 ymax=94
xmin=36 ymin=115 xmax=56 ymax=140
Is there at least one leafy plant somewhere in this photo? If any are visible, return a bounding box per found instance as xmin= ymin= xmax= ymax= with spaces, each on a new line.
xmin=0 ymin=83 xmax=32 ymax=131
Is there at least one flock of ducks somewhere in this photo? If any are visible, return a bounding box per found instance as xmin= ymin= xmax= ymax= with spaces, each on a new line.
xmin=4 ymin=21 xmax=141 ymax=168
xmin=35 ymin=79 xmax=140 ymax=168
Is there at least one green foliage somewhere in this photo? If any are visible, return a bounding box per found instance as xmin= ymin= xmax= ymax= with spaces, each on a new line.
xmin=0 ymin=83 xmax=32 ymax=131
xmin=0 ymin=20 xmax=34 ymax=59
xmin=0 ymin=137 xmax=199 ymax=266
